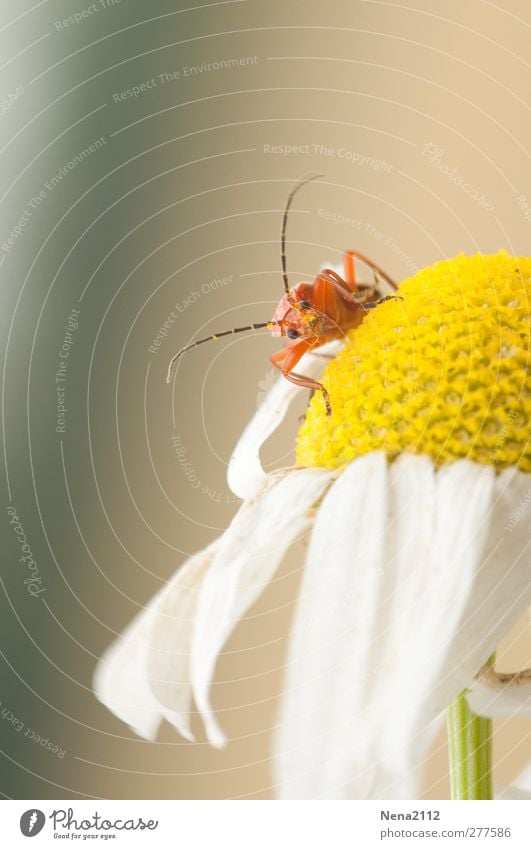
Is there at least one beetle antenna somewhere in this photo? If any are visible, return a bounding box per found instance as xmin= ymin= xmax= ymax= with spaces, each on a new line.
xmin=281 ymin=173 xmax=324 ymax=295
xmin=166 ymin=322 xmax=271 ymax=383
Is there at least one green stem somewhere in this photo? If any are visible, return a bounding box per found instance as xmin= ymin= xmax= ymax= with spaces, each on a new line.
xmin=447 ymin=659 xmax=494 ymax=800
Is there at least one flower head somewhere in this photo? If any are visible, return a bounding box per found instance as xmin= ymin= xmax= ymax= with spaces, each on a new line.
xmin=94 ymin=253 xmax=531 ymax=799
xmin=298 ymin=252 xmax=530 ymax=471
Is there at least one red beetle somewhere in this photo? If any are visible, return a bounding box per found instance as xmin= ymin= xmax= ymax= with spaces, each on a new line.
xmin=167 ymin=176 xmax=398 ymax=414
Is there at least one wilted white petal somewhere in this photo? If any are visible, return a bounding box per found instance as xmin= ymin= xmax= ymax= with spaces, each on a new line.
xmin=494 ymin=785 xmax=531 ymax=800
xmin=275 ymin=453 xmax=531 ymax=799
xmin=191 ymin=467 xmax=335 ymax=748
xmin=147 ymin=542 xmax=219 ymax=740
xmin=94 ymin=542 xmax=219 ymax=741
xmin=496 ymin=761 xmax=531 ymax=799
xmin=94 ymin=602 xmax=163 ymax=741
xmin=467 ymin=676 xmax=531 ymax=718
xmin=515 ymin=760 xmax=531 ymax=790
xmin=227 ymin=342 xmax=341 ymax=500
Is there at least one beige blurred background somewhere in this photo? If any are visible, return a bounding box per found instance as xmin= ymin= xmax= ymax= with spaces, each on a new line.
xmin=0 ymin=0 xmax=529 ymax=799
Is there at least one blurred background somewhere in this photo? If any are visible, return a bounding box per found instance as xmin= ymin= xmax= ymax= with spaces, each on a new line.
xmin=0 ymin=0 xmax=530 ymax=799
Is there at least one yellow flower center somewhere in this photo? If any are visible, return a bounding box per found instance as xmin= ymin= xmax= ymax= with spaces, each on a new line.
xmin=297 ymin=252 xmax=530 ymax=472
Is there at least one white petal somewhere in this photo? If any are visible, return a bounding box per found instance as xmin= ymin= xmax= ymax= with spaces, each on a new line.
xmin=227 ymin=342 xmax=341 ymax=500
xmin=381 ymin=458 xmax=496 ymax=794
xmin=275 ymin=454 xmax=531 ymax=799
xmin=191 ymin=467 xmax=335 ymax=748
xmin=467 ymin=676 xmax=531 ymax=718
xmin=94 ymin=542 xmax=218 ymax=741
xmin=274 ymin=451 xmax=390 ymax=799
xmin=453 ymin=465 xmax=531 ymax=680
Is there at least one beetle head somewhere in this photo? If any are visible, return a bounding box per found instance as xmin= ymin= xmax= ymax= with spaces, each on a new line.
xmin=269 ymin=283 xmax=326 ymax=340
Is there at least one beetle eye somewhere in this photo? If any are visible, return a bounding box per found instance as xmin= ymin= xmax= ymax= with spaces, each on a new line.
xmin=287 ymin=328 xmax=299 ymax=339
xmin=298 ymin=300 xmax=311 ymax=309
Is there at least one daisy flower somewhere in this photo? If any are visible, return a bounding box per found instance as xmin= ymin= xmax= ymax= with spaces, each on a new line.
xmin=94 ymin=252 xmax=531 ymax=799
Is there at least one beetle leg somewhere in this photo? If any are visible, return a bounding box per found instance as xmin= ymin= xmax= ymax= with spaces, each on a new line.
xmin=320 ymin=267 xmax=352 ymax=295
xmin=313 ymin=272 xmax=353 ymax=317
xmin=377 ymin=294 xmax=403 ymax=304
xmin=270 ymin=339 xmax=332 ymax=415
xmin=344 ymin=251 xmax=357 ymax=290
xmin=362 ymin=293 xmax=404 ymax=309
xmin=318 ymin=269 xmax=376 ymax=312
xmin=286 ymin=369 xmax=331 ymax=416
xmin=270 ymin=346 xmax=290 ymax=368
xmin=343 ymin=250 xmax=398 ymax=292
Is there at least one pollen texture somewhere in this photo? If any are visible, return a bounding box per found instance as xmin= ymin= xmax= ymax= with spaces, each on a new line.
xmin=297 ymin=252 xmax=530 ymax=472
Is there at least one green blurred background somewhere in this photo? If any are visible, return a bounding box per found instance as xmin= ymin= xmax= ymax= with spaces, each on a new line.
xmin=1 ymin=0 xmax=530 ymax=799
